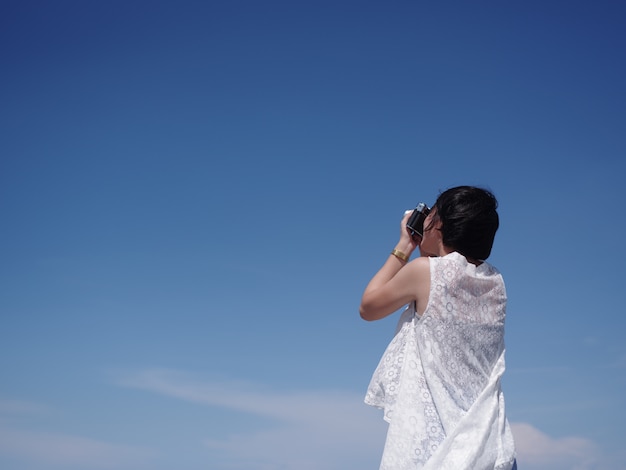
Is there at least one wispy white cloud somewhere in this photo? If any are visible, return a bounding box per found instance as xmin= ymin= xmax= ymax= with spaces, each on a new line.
xmin=511 ymin=422 xmax=600 ymax=470
xmin=115 ymin=368 xmax=376 ymax=426
xmin=114 ymin=368 xmax=620 ymax=470
xmin=1 ymin=375 xmax=619 ymax=470
xmin=114 ymin=368 xmax=387 ymax=469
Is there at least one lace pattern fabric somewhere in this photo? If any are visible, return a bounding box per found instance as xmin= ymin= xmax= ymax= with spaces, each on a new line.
xmin=365 ymin=252 xmax=516 ymax=470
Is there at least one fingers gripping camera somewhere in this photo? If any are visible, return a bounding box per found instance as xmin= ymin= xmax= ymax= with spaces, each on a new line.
xmin=406 ymin=202 xmax=430 ymax=241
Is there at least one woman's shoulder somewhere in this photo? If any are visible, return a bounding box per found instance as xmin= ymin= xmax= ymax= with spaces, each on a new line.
xmin=434 ymin=252 xmax=502 ymax=279
xmin=405 ymin=256 xmax=431 ymax=281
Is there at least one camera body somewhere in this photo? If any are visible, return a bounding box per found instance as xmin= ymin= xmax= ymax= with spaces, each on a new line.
xmin=406 ymin=202 xmax=430 ymax=241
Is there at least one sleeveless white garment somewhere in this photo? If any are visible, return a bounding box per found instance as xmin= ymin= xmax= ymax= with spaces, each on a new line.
xmin=365 ymin=252 xmax=516 ymax=470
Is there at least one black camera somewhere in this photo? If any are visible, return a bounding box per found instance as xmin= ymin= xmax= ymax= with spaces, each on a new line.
xmin=406 ymin=202 xmax=430 ymax=241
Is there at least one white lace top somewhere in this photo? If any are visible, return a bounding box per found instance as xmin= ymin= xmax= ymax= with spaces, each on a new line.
xmin=365 ymin=252 xmax=516 ymax=470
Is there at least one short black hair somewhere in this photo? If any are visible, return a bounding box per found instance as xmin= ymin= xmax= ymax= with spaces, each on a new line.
xmin=433 ymin=186 xmax=499 ymax=260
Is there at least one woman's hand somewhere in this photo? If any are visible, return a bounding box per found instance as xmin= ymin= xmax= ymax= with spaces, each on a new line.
xmin=397 ymin=210 xmax=419 ymax=258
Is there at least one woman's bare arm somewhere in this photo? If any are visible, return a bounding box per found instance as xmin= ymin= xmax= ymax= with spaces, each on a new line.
xmin=359 ymin=212 xmax=431 ymax=321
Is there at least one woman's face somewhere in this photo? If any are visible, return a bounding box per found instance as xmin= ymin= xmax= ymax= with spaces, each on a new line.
xmin=419 ymin=209 xmax=442 ymax=256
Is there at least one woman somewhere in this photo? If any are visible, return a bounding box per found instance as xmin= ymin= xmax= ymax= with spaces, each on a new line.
xmin=360 ymin=186 xmax=516 ymax=470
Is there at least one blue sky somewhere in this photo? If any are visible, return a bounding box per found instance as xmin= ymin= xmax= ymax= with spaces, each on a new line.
xmin=1 ymin=1 xmax=625 ymax=469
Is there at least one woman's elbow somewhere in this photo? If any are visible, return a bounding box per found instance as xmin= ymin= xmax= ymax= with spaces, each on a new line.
xmin=359 ymin=305 xmax=370 ymax=321
xmin=359 ymin=299 xmax=379 ymax=321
